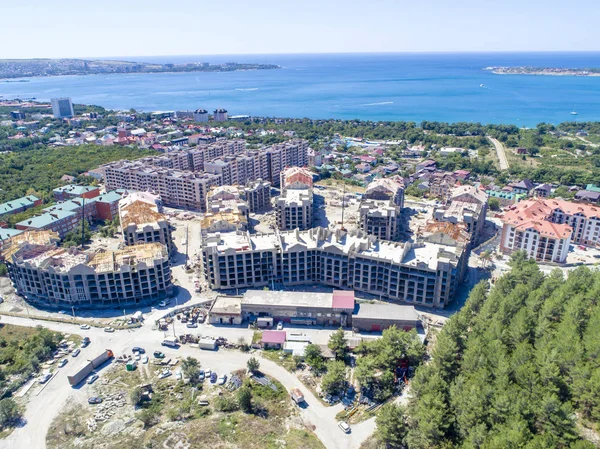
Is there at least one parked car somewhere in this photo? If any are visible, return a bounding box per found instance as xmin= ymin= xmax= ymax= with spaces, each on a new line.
xmin=88 ymin=397 xmax=102 ymax=405
xmin=198 ymin=369 xmax=205 ymax=381
xmin=175 ymin=370 xmax=182 ymax=380
xmin=38 ymin=373 xmax=52 ymax=384
xmin=132 ymin=347 xmax=145 ymax=354
xmin=186 ymin=322 xmax=198 ymax=328
xmin=104 ymin=327 xmax=115 ymax=333
xmin=210 ymin=372 xmax=217 ymax=383
xmin=135 ymin=353 xmax=141 ymax=361
xmin=87 ymin=374 xmax=99 ymax=384
xmin=338 ymin=421 xmax=351 ymax=433
xmin=141 ymin=355 xmax=149 ymax=364
xmin=80 ymin=324 xmax=90 ymax=330
xmin=276 ymin=321 xmax=284 ymax=330
xmin=217 ymin=374 xmax=227 ymax=385
xmin=58 ymin=359 xmax=68 ymax=368
xmin=71 ymin=348 xmax=81 ymax=357
xmin=158 ymin=369 xmax=171 ymax=379
xmin=153 ymin=351 xmax=165 ymax=359
xmin=81 ymin=337 xmax=91 ymax=347
xmin=198 ymin=400 xmax=209 ymax=406
xmin=158 ymin=301 xmax=167 ymax=307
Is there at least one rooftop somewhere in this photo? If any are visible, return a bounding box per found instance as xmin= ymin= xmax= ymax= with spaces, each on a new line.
xmin=17 ymin=209 xmax=77 ymax=229
xmin=0 ymin=195 xmax=39 ymax=216
xmin=242 ymin=289 xmax=335 ymax=309
xmin=120 ymin=199 xmax=165 ymax=227
xmin=261 ymin=330 xmax=286 ymax=345
xmin=53 ymin=184 xmax=98 ymax=195
xmin=210 ymin=295 xmax=242 ymax=315
xmin=353 ymin=302 xmax=420 ymax=322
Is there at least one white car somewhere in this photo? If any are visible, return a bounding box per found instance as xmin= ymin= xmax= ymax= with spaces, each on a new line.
xmin=80 ymin=324 xmax=91 ymax=330
xmin=87 ymin=374 xmax=99 ymax=384
xmin=104 ymin=327 xmax=115 ymax=333
xmin=338 ymin=421 xmax=351 ymax=433
xmin=158 ymin=301 xmax=167 ymax=307
xmin=217 ymin=374 xmax=227 ymax=385
xmin=175 ymin=370 xmax=182 ymax=380
xmin=158 ymin=369 xmax=171 ymax=379
xmin=142 ymin=355 xmax=149 ymax=364
xmin=38 ymin=373 xmax=52 ymax=384
xmin=276 ymin=321 xmax=283 ymax=330
xmin=71 ymin=348 xmax=81 ymax=357
xmin=58 ymin=359 xmax=68 ymax=368
xmin=135 ymin=353 xmax=141 ymax=361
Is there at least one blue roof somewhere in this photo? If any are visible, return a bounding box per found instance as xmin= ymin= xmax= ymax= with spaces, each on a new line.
xmin=95 ymin=191 xmax=122 ymax=204
xmin=17 ymin=210 xmax=76 ymax=229
xmin=0 ymin=228 xmax=23 ymax=240
xmin=53 ymin=184 xmax=98 ymax=195
xmin=586 ymin=184 xmax=600 ymax=193
xmin=0 ymin=195 xmax=40 ymax=216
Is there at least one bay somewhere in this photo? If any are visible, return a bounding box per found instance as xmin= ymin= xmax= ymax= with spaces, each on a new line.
xmin=2 ymin=52 xmax=600 ymax=127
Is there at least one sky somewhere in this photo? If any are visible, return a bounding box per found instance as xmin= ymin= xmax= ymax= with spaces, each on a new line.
xmin=2 ymin=0 xmax=600 ymax=59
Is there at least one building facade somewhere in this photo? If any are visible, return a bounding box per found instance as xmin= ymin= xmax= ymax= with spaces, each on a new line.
xmin=201 ymin=227 xmax=467 ymax=308
xmin=51 ymin=97 xmax=74 ymax=119
xmin=358 ymin=177 xmax=405 ymax=241
xmin=4 ymin=238 xmax=173 ymax=308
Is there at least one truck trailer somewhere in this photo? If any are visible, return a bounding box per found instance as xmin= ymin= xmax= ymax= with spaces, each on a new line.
xmin=67 ymin=349 xmax=114 ymax=386
xmin=198 ymin=337 xmax=217 ymax=351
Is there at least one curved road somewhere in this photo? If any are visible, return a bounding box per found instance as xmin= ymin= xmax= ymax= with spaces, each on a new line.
xmin=0 ymin=316 xmax=375 ymax=449
xmin=487 ymin=136 xmax=509 ymax=171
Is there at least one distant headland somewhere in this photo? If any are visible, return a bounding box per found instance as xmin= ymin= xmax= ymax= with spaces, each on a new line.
xmin=484 ymin=66 xmax=600 ymax=76
xmin=0 ymin=58 xmax=281 ymax=79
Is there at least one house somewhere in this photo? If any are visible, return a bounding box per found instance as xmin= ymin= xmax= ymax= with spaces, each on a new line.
xmin=516 ymin=148 xmax=528 ymax=155
xmin=355 ymin=163 xmax=371 ymax=173
xmin=416 ymin=159 xmax=437 ymax=172
xmin=261 ymin=331 xmax=287 ymax=350
xmin=508 ymin=179 xmax=534 ymax=195
xmin=61 ymin=175 xmax=76 ymax=183
xmin=575 ymin=190 xmax=600 ymax=204
xmin=453 ymin=170 xmax=471 ymax=181
xmin=533 ymin=183 xmax=552 ymax=198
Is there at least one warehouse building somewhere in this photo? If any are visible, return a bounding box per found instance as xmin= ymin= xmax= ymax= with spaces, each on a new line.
xmin=351 ymin=302 xmax=421 ymax=332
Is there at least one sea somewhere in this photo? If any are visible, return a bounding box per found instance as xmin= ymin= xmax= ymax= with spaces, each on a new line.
xmin=2 ymin=52 xmax=600 ymax=127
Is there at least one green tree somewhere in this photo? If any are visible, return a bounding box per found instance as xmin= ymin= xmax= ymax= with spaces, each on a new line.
xmin=321 ymin=360 xmax=347 ymax=396
xmin=181 ymin=357 xmax=200 ymax=384
xmin=0 ymin=398 xmax=22 ymax=429
xmin=130 ymin=386 xmax=143 ymax=407
xmin=328 ymin=328 xmax=348 ymax=361
xmin=304 ymin=344 xmax=326 ymax=374
xmin=376 ymin=404 xmax=407 ymax=448
xmin=237 ymin=386 xmax=253 ymax=413
xmin=488 ymin=197 xmax=501 ymax=211
xmin=247 ymin=357 xmax=260 ymax=373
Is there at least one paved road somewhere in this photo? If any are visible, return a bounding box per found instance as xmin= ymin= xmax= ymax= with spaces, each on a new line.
xmin=488 ymin=136 xmax=509 ymax=170
xmin=0 ymin=315 xmax=375 ymax=449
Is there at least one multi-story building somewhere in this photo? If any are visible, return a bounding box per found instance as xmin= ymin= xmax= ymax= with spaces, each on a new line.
xmin=213 ymin=109 xmax=228 ymax=122
xmin=500 ymin=198 xmax=600 ymax=262
xmin=103 ymin=161 xmax=222 ymax=211
xmin=193 ymin=109 xmax=209 ymax=123
xmin=3 ymin=235 xmax=172 ymax=308
xmin=243 ymin=179 xmax=271 ymax=212
xmin=276 ymin=167 xmax=314 ymax=231
xmin=51 ymin=97 xmax=74 ymax=119
xmin=102 ymin=139 xmax=308 ymax=212
xmin=119 ymin=192 xmax=173 ymax=254
xmin=429 ymin=173 xmax=457 ymax=199
xmin=0 ymin=195 xmax=42 ymax=219
xmin=201 ymin=227 xmax=467 ymax=308
xmin=433 ymin=186 xmax=488 ymax=241
xmin=53 ymin=184 xmax=100 ymax=202
xmin=358 ymin=177 xmax=405 ymax=241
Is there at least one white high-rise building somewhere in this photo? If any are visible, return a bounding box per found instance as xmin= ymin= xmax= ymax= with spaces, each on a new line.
xmin=51 ymin=97 xmax=74 ymax=118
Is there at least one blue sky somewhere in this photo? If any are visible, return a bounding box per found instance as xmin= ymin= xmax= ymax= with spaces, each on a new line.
xmin=3 ymin=0 xmax=600 ymax=58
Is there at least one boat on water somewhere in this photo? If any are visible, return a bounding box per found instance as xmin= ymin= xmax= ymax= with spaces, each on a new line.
xmin=480 ymin=84 xmax=484 ymax=87
xmin=571 ymin=105 xmax=578 ymax=115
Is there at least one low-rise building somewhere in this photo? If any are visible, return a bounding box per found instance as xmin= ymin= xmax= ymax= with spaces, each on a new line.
xmin=53 ymin=184 xmax=100 ymax=201
xmin=0 ymin=195 xmax=42 ymax=218
xmin=208 ymin=295 xmax=243 ymax=325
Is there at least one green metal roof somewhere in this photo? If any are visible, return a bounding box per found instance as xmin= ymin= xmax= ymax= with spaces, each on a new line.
xmin=0 ymin=195 xmax=39 ymax=216
xmin=17 ymin=210 xmax=76 ymax=229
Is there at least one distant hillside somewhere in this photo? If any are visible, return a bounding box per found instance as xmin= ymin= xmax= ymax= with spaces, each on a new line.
xmin=0 ymin=59 xmax=280 ymax=79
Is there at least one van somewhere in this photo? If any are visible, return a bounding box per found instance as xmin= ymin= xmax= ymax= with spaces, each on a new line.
xmin=161 ymin=338 xmax=179 ymax=348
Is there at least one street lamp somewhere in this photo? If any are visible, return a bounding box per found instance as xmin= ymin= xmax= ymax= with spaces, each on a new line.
xmin=71 ymin=306 xmax=75 ymax=319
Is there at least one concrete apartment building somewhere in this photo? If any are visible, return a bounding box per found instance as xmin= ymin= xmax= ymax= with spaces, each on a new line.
xmin=500 ymin=199 xmax=600 ymax=263
xmin=119 ymin=192 xmax=173 ymax=254
xmin=3 ymin=234 xmax=173 ymax=308
xmin=429 ymin=173 xmax=457 ymax=199
xmin=213 ymin=109 xmax=228 ymax=121
xmin=51 ymin=97 xmax=74 ymax=119
xmin=276 ymin=167 xmax=314 ymax=231
xmin=104 ymin=161 xmax=222 ymax=212
xmin=193 ymin=109 xmax=209 ymax=122
xmin=433 ymin=185 xmax=488 ymax=242
xmin=201 ymin=227 xmax=467 ymax=308
xmin=358 ymin=177 xmax=405 ymax=241
xmin=243 ymin=179 xmax=271 ymax=212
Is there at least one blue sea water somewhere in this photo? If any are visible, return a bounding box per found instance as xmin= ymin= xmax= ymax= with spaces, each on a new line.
xmin=2 ymin=53 xmax=600 ymax=127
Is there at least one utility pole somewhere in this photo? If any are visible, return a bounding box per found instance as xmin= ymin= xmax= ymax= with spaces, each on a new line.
xmin=71 ymin=305 xmax=75 ymax=319
xmin=81 ymin=196 xmax=85 ymax=248
xmin=172 ymin=319 xmax=176 ymax=338
xmin=185 ymin=225 xmax=189 ymax=267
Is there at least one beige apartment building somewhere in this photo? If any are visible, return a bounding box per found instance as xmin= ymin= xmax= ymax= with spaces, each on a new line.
xmin=358 ymin=177 xmax=405 ymax=241
xmin=202 ymin=227 xmax=467 ymax=308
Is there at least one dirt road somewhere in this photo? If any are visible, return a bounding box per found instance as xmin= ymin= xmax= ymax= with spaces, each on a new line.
xmin=488 ymin=136 xmax=509 ymax=170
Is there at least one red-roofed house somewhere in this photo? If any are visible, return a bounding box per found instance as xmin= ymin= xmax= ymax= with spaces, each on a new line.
xmin=261 ymin=330 xmax=287 ymax=349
